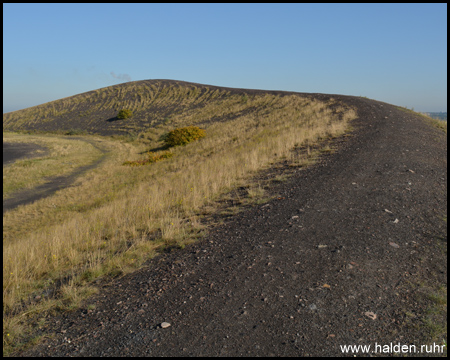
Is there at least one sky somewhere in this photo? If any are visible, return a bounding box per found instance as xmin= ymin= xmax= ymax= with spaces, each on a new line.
xmin=3 ymin=3 xmax=447 ymax=113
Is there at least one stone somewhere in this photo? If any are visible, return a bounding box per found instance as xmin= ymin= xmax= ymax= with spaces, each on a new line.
xmin=364 ymin=311 xmax=377 ymax=320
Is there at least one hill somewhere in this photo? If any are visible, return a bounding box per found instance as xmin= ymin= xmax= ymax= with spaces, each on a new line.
xmin=3 ymin=79 xmax=342 ymax=136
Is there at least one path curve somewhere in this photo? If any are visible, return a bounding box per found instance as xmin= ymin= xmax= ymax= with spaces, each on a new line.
xmin=3 ymin=138 xmax=109 ymax=214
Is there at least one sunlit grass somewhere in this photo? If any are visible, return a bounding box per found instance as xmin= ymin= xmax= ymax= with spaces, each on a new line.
xmin=3 ymin=133 xmax=104 ymax=199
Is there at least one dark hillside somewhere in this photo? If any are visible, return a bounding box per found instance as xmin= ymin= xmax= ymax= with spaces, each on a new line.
xmin=3 ymin=80 xmax=334 ymax=136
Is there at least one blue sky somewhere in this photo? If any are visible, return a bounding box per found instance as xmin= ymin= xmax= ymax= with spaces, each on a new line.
xmin=3 ymin=3 xmax=447 ymax=113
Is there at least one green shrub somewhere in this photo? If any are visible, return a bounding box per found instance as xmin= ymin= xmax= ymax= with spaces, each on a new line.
xmin=164 ymin=126 xmax=206 ymax=147
xmin=117 ymin=109 xmax=133 ymax=119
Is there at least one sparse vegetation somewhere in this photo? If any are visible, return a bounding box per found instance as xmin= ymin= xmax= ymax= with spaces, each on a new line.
xmin=428 ymin=117 xmax=447 ymax=133
xmin=123 ymin=150 xmax=173 ymax=166
xmin=413 ymin=284 xmax=447 ymax=353
xmin=396 ymin=106 xmax=447 ymax=133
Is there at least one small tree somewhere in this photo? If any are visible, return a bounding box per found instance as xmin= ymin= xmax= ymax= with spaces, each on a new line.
xmin=117 ymin=109 xmax=133 ymax=119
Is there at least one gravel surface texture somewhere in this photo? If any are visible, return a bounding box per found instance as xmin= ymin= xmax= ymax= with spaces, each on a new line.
xmin=18 ymin=96 xmax=447 ymax=357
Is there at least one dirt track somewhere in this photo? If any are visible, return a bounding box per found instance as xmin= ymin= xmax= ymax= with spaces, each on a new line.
xmin=19 ymin=96 xmax=447 ymax=357
xmin=3 ymin=138 xmax=108 ymax=214
xmin=3 ymin=141 xmax=49 ymax=166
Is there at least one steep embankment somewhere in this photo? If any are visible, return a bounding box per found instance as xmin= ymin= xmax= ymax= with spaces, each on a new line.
xmin=19 ymin=96 xmax=447 ymax=356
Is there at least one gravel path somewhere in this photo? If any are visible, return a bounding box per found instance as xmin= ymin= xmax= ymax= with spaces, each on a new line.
xmin=19 ymin=96 xmax=447 ymax=357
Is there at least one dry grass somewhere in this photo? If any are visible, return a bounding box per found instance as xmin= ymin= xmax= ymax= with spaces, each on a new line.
xmin=3 ymin=133 xmax=104 ymax=199
xmin=427 ymin=117 xmax=447 ymax=133
xmin=3 ymin=90 xmax=357 ymax=354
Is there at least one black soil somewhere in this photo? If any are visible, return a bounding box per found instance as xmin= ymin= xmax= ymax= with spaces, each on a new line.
xmin=3 ymin=142 xmax=49 ymax=166
xmin=17 ymin=96 xmax=447 ymax=357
